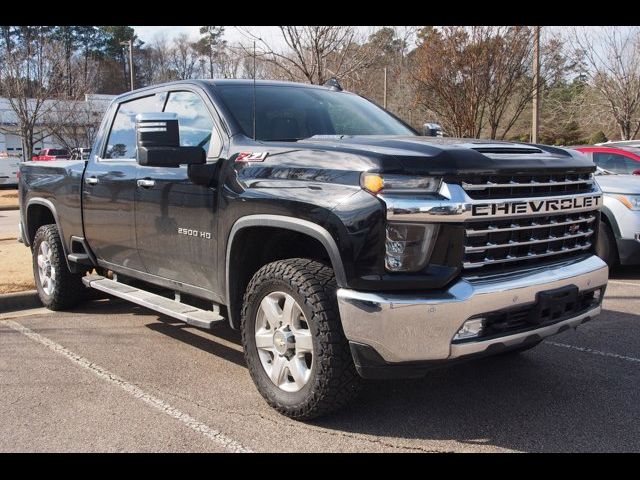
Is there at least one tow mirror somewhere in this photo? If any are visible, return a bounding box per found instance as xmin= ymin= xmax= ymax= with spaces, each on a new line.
xmin=135 ymin=112 xmax=205 ymax=168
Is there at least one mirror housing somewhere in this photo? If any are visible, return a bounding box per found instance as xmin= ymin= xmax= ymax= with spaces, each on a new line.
xmin=135 ymin=112 xmax=206 ymax=168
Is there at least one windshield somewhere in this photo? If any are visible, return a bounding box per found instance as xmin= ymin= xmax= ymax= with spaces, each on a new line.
xmin=214 ymin=85 xmax=415 ymax=141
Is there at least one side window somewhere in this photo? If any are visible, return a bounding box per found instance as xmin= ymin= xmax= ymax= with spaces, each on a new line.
xmin=104 ymin=94 xmax=163 ymax=160
xmin=593 ymin=152 xmax=635 ymax=174
xmin=163 ymin=91 xmax=215 ymax=155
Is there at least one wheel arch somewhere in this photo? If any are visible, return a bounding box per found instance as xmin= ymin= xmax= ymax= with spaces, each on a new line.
xmin=25 ymin=198 xmax=72 ymax=270
xmin=225 ymin=215 xmax=347 ymax=329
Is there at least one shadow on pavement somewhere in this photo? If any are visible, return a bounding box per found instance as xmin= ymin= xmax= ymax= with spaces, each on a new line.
xmin=71 ymin=295 xmax=640 ymax=452
xmin=609 ymin=265 xmax=640 ymax=280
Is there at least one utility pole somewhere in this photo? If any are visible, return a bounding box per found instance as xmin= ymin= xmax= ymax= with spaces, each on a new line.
xmin=121 ymin=40 xmax=134 ymax=91
xmin=531 ymin=26 xmax=540 ymax=144
xmin=383 ymin=67 xmax=388 ymax=109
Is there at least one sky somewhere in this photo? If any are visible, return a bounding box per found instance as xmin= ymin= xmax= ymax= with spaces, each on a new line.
xmin=131 ymin=26 xmax=386 ymax=48
xmin=132 ymin=26 xmax=300 ymax=48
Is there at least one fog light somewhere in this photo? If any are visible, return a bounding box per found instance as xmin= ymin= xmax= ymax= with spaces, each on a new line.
xmin=385 ymin=223 xmax=439 ymax=272
xmin=453 ymin=318 xmax=485 ymax=341
xmin=593 ymin=288 xmax=604 ymax=303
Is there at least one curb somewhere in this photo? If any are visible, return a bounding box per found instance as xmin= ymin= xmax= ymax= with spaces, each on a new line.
xmin=0 ymin=205 xmax=19 ymax=211
xmin=0 ymin=290 xmax=41 ymax=313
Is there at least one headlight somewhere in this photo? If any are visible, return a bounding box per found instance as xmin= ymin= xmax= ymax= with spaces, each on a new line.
xmin=614 ymin=194 xmax=640 ymax=210
xmin=361 ymin=173 xmax=441 ymax=195
xmin=385 ymin=223 xmax=439 ymax=272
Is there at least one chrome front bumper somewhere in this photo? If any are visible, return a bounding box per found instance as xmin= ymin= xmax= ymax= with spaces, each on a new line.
xmin=337 ymin=255 xmax=608 ymax=363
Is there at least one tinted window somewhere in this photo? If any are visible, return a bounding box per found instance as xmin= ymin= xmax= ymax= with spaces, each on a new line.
xmin=104 ymin=95 xmax=162 ymax=159
xmin=593 ymin=152 xmax=640 ymax=174
xmin=215 ymin=85 xmax=414 ymax=141
xmin=163 ymin=91 xmax=214 ymax=153
xmin=48 ymin=149 xmax=68 ymax=156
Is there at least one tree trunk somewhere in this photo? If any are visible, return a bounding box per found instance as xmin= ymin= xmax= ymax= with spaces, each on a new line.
xmin=21 ymin=128 xmax=34 ymax=163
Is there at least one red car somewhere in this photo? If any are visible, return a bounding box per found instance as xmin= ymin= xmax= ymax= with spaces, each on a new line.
xmin=574 ymin=146 xmax=640 ymax=175
xmin=32 ymin=148 xmax=70 ymax=161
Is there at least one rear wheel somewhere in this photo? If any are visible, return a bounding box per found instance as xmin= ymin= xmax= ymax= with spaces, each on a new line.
xmin=241 ymin=258 xmax=362 ymax=420
xmin=32 ymin=224 xmax=87 ymax=310
xmin=596 ymin=220 xmax=617 ymax=268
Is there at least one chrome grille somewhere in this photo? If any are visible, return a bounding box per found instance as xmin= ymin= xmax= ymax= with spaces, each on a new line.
xmin=463 ymin=212 xmax=597 ymax=271
xmin=459 ymin=172 xmax=594 ymax=199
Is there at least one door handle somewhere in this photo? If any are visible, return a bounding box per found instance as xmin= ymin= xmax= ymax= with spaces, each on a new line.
xmin=85 ymin=176 xmax=98 ymax=185
xmin=137 ymin=179 xmax=156 ymax=188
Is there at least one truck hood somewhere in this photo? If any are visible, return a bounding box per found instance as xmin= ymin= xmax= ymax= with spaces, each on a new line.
xmin=291 ymin=135 xmax=595 ymax=175
xmin=595 ymin=174 xmax=640 ymax=194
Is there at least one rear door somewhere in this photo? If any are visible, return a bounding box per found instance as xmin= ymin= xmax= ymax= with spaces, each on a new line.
xmin=83 ymin=93 xmax=165 ymax=271
xmin=134 ymin=88 xmax=224 ymax=296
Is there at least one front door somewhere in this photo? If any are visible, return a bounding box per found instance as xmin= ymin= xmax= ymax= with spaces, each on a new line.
xmin=134 ymin=89 xmax=221 ymax=295
xmin=83 ymin=93 xmax=165 ymax=271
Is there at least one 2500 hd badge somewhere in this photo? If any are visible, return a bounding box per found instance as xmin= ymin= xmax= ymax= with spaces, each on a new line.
xmin=472 ymin=195 xmax=600 ymax=217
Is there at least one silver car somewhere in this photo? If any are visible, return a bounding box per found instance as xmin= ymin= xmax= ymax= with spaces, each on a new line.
xmin=596 ymin=172 xmax=640 ymax=266
xmin=0 ymin=154 xmax=19 ymax=187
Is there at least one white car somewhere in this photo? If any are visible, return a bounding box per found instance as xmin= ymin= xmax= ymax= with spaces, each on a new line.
xmin=594 ymin=172 xmax=640 ymax=266
xmin=0 ymin=153 xmax=19 ymax=187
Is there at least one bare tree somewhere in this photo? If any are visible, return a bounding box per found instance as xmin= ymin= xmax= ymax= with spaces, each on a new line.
xmin=411 ymin=27 xmax=492 ymax=138
xmin=0 ymin=34 xmax=93 ymax=161
xmin=573 ymin=26 xmax=640 ymax=140
xmin=169 ymin=33 xmax=199 ymax=80
xmin=237 ymin=26 xmax=382 ymax=85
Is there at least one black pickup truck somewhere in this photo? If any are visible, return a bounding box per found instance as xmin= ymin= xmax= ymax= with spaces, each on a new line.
xmin=19 ymin=79 xmax=609 ymax=419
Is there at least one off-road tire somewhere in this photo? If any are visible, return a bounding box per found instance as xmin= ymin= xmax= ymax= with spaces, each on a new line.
xmin=32 ymin=224 xmax=86 ymax=310
xmin=241 ymin=258 xmax=362 ymax=420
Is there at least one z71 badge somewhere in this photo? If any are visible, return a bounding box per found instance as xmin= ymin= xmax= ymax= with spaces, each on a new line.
xmin=178 ymin=227 xmax=211 ymax=239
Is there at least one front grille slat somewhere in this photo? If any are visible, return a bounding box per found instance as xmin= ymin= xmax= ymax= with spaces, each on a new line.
xmin=459 ymin=172 xmax=594 ymax=200
xmin=464 ymin=229 xmax=594 ymax=253
xmin=463 ymin=242 xmax=592 ymax=269
xmin=465 ymin=214 xmax=596 ymax=237
xmin=463 ymin=211 xmax=597 ymax=272
xmin=461 ymin=178 xmax=594 ymax=191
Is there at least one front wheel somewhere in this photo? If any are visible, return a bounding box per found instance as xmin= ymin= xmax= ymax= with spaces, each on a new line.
xmin=241 ymin=258 xmax=362 ymax=420
xmin=32 ymin=224 xmax=87 ymax=310
xmin=596 ymin=221 xmax=617 ymax=268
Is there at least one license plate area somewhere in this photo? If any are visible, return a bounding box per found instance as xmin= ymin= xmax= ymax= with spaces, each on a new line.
xmin=528 ymin=285 xmax=579 ymax=325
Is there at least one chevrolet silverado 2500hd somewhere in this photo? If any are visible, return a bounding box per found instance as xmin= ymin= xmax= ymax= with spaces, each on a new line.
xmin=19 ymin=79 xmax=608 ymax=419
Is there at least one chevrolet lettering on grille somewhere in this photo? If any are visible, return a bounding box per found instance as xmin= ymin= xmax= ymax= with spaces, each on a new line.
xmin=471 ymin=195 xmax=600 ymax=217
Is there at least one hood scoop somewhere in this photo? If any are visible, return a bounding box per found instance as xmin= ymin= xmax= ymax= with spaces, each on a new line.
xmin=472 ymin=146 xmax=543 ymax=154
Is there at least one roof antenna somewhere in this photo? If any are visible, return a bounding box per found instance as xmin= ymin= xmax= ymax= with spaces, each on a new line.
xmin=252 ymin=41 xmax=257 ymax=141
xmin=324 ymin=77 xmax=343 ymax=91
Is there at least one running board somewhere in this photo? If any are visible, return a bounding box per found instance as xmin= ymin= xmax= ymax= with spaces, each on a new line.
xmin=82 ymin=275 xmax=225 ymax=329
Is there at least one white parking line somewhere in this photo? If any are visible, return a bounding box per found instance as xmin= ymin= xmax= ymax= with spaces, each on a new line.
xmin=608 ymin=280 xmax=640 ymax=287
xmin=1 ymin=319 xmax=253 ymax=453
xmin=545 ymin=341 xmax=640 ymax=364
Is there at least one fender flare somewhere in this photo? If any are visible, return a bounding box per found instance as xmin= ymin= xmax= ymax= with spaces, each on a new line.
xmin=600 ymin=204 xmax=621 ymax=238
xmin=225 ymin=214 xmax=347 ymax=325
xmin=25 ymin=198 xmax=71 ymax=269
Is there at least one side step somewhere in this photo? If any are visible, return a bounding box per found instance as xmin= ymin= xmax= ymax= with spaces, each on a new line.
xmin=82 ymin=275 xmax=225 ymax=330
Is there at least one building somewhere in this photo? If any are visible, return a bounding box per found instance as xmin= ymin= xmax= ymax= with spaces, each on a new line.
xmin=0 ymin=94 xmax=115 ymax=160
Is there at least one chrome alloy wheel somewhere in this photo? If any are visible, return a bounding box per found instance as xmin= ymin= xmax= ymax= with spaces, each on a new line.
xmin=37 ymin=240 xmax=56 ymax=296
xmin=255 ymin=291 xmax=314 ymax=392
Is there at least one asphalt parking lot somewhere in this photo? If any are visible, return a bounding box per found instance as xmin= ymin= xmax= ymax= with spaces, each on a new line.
xmin=1 ymin=268 xmax=640 ymax=452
